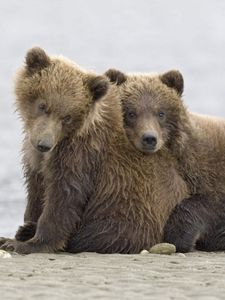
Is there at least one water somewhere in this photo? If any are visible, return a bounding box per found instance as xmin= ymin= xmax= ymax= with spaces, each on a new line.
xmin=1 ymin=0 xmax=225 ymax=236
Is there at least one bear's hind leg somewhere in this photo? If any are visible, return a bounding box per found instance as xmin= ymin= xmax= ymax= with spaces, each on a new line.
xmin=66 ymin=219 xmax=140 ymax=254
xmin=196 ymin=219 xmax=225 ymax=251
xmin=163 ymin=195 xmax=209 ymax=253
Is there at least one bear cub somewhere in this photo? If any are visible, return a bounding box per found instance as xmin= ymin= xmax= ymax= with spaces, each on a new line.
xmin=105 ymin=68 xmax=225 ymax=252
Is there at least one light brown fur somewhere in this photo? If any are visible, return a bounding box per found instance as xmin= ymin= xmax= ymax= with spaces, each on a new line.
xmin=105 ymin=68 xmax=225 ymax=252
xmin=1 ymin=49 xmax=188 ymax=254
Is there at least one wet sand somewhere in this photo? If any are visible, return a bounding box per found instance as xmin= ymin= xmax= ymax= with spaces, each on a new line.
xmin=1 ymin=251 xmax=225 ymax=300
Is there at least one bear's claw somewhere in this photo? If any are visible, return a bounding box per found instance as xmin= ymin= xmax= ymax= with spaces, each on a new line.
xmin=0 ymin=237 xmax=13 ymax=247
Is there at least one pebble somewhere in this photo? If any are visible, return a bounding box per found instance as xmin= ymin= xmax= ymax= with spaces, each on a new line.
xmin=140 ymin=249 xmax=149 ymax=255
xmin=0 ymin=250 xmax=12 ymax=259
xmin=176 ymin=253 xmax=186 ymax=258
xmin=149 ymin=243 xmax=176 ymax=255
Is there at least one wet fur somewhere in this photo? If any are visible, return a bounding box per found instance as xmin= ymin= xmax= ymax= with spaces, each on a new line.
xmin=164 ymin=113 xmax=225 ymax=251
xmin=105 ymin=69 xmax=225 ymax=252
xmin=2 ymin=48 xmax=188 ymax=254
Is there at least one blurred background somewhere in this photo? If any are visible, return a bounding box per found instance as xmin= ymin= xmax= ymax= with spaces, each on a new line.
xmin=1 ymin=0 xmax=225 ymax=236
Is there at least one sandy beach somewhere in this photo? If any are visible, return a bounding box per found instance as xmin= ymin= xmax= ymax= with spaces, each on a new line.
xmin=0 ymin=251 xmax=225 ymax=300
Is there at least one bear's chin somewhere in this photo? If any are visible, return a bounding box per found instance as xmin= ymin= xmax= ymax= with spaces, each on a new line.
xmin=133 ymin=142 xmax=160 ymax=155
xmin=140 ymin=148 xmax=158 ymax=155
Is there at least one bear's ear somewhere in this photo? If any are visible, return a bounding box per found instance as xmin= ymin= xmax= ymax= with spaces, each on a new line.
xmin=87 ymin=76 xmax=109 ymax=101
xmin=160 ymin=70 xmax=184 ymax=96
xmin=25 ymin=47 xmax=51 ymax=73
xmin=104 ymin=69 xmax=127 ymax=86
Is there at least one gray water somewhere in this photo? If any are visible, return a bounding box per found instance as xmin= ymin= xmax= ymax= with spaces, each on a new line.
xmin=1 ymin=0 xmax=225 ymax=237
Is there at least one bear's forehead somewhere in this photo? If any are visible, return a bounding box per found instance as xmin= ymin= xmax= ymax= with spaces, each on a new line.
xmin=125 ymin=76 xmax=179 ymax=98
xmin=27 ymin=60 xmax=84 ymax=93
xmin=123 ymin=77 xmax=163 ymax=96
xmin=26 ymin=69 xmax=87 ymax=104
xmin=39 ymin=74 xmax=84 ymax=93
xmin=123 ymin=84 xmax=169 ymax=106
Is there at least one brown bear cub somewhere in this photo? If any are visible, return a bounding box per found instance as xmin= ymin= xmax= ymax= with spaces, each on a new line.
xmin=105 ymin=68 xmax=225 ymax=252
xmin=0 ymin=48 xmax=188 ymax=254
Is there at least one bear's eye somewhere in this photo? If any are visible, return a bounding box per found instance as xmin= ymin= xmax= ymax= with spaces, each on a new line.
xmin=63 ymin=115 xmax=72 ymax=125
xmin=38 ymin=103 xmax=47 ymax=113
xmin=128 ymin=112 xmax=137 ymax=119
xmin=158 ymin=111 xmax=165 ymax=119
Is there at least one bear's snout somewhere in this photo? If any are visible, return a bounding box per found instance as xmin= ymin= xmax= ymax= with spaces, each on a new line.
xmin=141 ymin=133 xmax=157 ymax=150
xmin=37 ymin=140 xmax=53 ymax=153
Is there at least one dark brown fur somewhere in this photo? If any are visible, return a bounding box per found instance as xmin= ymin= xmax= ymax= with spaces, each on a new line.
xmin=105 ymin=68 xmax=127 ymax=86
xmin=105 ymin=69 xmax=225 ymax=252
xmin=1 ymin=49 xmax=188 ymax=254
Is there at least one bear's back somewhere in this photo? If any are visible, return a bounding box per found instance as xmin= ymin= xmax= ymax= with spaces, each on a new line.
xmin=186 ymin=112 xmax=225 ymax=196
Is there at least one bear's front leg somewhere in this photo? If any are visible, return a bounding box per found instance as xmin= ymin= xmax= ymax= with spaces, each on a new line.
xmin=15 ymin=222 xmax=37 ymax=242
xmin=23 ymin=169 xmax=44 ymax=224
xmin=15 ymin=169 xmax=44 ymax=242
xmin=0 ymin=237 xmax=13 ymax=247
xmin=2 ymin=175 xmax=85 ymax=254
xmin=1 ymin=239 xmax=48 ymax=254
xmin=1 ymin=207 xmax=81 ymax=254
xmin=0 ymin=169 xmax=43 ymax=248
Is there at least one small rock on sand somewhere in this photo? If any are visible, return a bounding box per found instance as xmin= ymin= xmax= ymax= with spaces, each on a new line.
xmin=176 ymin=253 xmax=186 ymax=258
xmin=149 ymin=243 xmax=176 ymax=255
xmin=140 ymin=249 xmax=149 ymax=255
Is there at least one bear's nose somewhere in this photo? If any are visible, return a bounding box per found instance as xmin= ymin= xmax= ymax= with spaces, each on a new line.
xmin=37 ymin=141 xmax=52 ymax=153
xmin=141 ymin=134 xmax=157 ymax=148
